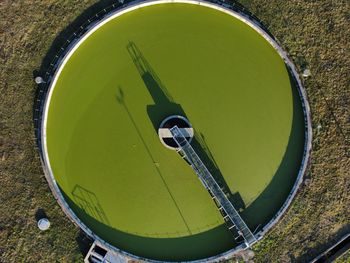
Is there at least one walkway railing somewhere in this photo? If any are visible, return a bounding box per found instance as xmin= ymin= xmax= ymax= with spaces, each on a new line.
xmin=170 ymin=126 xmax=257 ymax=247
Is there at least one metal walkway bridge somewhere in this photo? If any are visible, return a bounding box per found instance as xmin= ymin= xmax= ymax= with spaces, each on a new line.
xmin=170 ymin=126 xmax=257 ymax=247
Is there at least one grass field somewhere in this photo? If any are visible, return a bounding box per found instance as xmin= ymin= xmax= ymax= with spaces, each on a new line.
xmin=44 ymin=3 xmax=303 ymax=260
xmin=0 ymin=0 xmax=349 ymax=262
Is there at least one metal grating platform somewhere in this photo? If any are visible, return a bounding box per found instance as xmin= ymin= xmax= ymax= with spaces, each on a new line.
xmin=170 ymin=126 xmax=257 ymax=247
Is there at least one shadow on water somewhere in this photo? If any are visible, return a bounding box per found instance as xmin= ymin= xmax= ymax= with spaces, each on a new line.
xmin=125 ymin=41 xmax=306 ymax=234
xmin=126 ymin=41 xmax=241 ymax=207
xmin=191 ymin=132 xmax=246 ymax=211
xmin=52 ymin=36 xmax=304 ymax=259
xmin=33 ymin=1 xmax=304 ymax=259
xmin=116 ymin=87 xmax=192 ymax=235
xmin=59 ymin=187 xmax=235 ymax=261
xmin=126 ymin=41 xmax=188 ymax=130
xmin=241 ymin=67 xmax=306 ymax=230
xmin=71 ymin=184 xmax=110 ymax=226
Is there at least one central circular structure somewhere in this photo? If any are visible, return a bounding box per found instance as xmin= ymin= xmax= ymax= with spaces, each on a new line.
xmin=158 ymin=115 xmax=193 ymax=150
xmin=40 ymin=1 xmax=310 ymax=261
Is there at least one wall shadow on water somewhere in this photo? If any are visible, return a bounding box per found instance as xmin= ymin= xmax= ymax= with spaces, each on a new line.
xmin=60 ymin=187 xmax=236 ymax=261
xmin=241 ymin=67 xmax=306 ymax=231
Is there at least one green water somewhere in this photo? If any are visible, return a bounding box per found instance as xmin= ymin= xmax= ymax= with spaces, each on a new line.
xmin=46 ymin=3 xmax=305 ymax=261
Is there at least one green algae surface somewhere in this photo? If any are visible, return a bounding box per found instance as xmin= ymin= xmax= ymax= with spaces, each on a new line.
xmin=45 ymin=3 xmax=305 ymax=261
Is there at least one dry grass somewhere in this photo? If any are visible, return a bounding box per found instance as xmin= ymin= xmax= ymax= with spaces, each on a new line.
xmin=0 ymin=0 xmax=349 ymax=262
xmin=240 ymin=0 xmax=350 ymax=262
xmin=334 ymin=250 xmax=350 ymax=263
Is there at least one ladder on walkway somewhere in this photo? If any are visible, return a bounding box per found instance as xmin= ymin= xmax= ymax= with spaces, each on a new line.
xmin=170 ymin=126 xmax=257 ymax=247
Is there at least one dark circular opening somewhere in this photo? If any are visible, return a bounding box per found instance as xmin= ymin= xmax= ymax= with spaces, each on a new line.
xmin=158 ymin=115 xmax=193 ymax=149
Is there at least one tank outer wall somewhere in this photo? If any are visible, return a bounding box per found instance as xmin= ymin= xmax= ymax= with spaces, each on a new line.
xmin=35 ymin=0 xmax=312 ymax=262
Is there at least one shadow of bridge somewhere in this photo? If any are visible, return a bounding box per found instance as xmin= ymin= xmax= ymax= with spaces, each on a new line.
xmin=125 ymin=41 xmax=244 ymax=212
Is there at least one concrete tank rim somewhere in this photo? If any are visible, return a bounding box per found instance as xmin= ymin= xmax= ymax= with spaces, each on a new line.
xmin=37 ymin=0 xmax=312 ymax=261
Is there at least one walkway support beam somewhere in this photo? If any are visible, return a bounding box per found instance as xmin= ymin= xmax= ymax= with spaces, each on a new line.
xmin=170 ymin=126 xmax=257 ymax=247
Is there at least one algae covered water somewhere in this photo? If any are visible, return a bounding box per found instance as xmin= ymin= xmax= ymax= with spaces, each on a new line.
xmin=45 ymin=3 xmax=304 ymax=260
